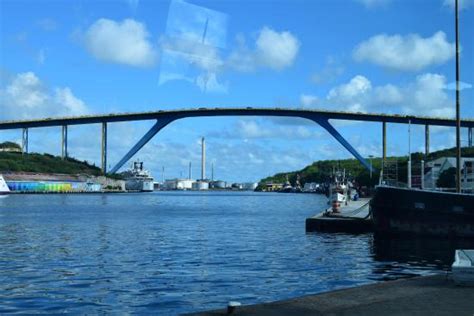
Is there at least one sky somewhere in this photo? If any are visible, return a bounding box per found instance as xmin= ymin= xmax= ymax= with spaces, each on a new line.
xmin=0 ymin=0 xmax=473 ymax=182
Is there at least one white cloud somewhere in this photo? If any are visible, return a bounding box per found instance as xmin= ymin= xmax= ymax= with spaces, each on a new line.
xmin=355 ymin=0 xmax=391 ymax=8
xmin=444 ymin=81 xmax=473 ymax=90
xmin=160 ymin=25 xmax=300 ymax=93
xmin=300 ymin=94 xmax=319 ymax=107
xmin=0 ymin=72 xmax=88 ymax=120
xmin=443 ymin=0 xmax=473 ymax=10
xmin=227 ymin=27 xmax=300 ymax=72
xmin=409 ymin=73 xmax=453 ymax=117
xmin=255 ymin=27 xmax=300 ymax=70
xmin=209 ymin=119 xmax=322 ymax=140
xmin=324 ymin=73 xmax=454 ymax=117
xmin=84 ymin=18 xmax=157 ymax=67
xmin=311 ymin=56 xmax=344 ymax=84
xmin=328 ymin=75 xmax=372 ymax=101
xmin=54 ymin=87 xmax=88 ymax=116
xmin=196 ymin=72 xmax=228 ymax=93
xmin=353 ymin=31 xmax=455 ymax=71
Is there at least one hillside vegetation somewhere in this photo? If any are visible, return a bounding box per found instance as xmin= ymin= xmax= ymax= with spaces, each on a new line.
xmin=257 ymin=146 xmax=474 ymax=190
xmin=0 ymin=151 xmax=103 ymax=175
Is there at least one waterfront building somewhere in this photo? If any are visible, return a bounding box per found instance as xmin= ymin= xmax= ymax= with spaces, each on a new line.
xmin=264 ymin=182 xmax=284 ymax=192
xmin=424 ymin=157 xmax=474 ymax=189
xmin=6 ymin=180 xmax=102 ymax=192
xmin=462 ymin=160 xmax=474 ymax=192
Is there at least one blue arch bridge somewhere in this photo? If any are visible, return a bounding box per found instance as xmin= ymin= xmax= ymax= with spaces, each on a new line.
xmin=0 ymin=107 xmax=473 ymax=174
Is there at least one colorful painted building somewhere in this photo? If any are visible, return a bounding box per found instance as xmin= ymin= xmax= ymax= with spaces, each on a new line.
xmin=6 ymin=181 xmax=102 ymax=192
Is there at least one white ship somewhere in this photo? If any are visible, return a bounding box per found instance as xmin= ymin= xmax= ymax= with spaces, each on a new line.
xmin=122 ymin=161 xmax=154 ymax=192
xmin=0 ymin=175 xmax=11 ymax=196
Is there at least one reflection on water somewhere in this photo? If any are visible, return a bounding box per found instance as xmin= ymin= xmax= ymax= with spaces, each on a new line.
xmin=0 ymin=192 xmax=464 ymax=314
xmin=370 ymin=233 xmax=474 ymax=280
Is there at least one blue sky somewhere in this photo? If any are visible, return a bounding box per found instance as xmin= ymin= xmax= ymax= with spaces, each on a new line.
xmin=1 ymin=0 xmax=473 ymax=182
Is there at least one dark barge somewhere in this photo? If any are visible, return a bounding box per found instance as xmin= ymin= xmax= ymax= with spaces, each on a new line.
xmin=370 ymin=186 xmax=474 ymax=238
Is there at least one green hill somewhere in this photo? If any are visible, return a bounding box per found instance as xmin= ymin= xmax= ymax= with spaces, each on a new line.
xmin=257 ymin=146 xmax=474 ymax=190
xmin=0 ymin=151 xmax=103 ymax=176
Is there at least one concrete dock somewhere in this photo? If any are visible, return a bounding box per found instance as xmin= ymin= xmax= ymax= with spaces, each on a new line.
xmin=189 ymin=274 xmax=474 ymax=315
xmin=305 ymin=198 xmax=374 ymax=233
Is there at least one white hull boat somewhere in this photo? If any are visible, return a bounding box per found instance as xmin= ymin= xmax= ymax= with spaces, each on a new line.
xmin=0 ymin=175 xmax=11 ymax=197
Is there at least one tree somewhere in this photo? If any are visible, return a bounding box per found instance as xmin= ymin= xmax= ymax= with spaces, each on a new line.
xmin=436 ymin=167 xmax=456 ymax=188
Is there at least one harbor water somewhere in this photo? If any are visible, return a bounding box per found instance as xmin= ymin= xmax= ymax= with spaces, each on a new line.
xmin=0 ymin=192 xmax=470 ymax=315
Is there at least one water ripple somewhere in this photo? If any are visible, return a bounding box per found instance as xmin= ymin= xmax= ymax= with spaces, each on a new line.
xmin=1 ymin=192 xmax=471 ymax=314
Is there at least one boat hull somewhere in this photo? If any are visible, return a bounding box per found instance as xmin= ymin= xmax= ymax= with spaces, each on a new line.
xmin=371 ymin=186 xmax=474 ymax=238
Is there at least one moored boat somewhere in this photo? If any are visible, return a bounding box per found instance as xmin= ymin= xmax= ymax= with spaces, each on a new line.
xmin=370 ymin=1 xmax=474 ymax=238
xmin=121 ymin=161 xmax=154 ymax=192
xmin=370 ymin=186 xmax=474 ymax=237
xmin=0 ymin=175 xmax=11 ymax=196
xmin=327 ymin=170 xmax=353 ymax=212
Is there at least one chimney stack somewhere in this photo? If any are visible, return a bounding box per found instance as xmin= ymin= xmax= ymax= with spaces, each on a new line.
xmin=189 ymin=161 xmax=192 ymax=180
xmin=201 ymin=137 xmax=206 ymax=180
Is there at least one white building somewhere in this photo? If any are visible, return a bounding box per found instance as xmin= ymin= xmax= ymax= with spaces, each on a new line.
xmin=462 ymin=160 xmax=474 ymax=192
xmin=424 ymin=157 xmax=474 ymax=189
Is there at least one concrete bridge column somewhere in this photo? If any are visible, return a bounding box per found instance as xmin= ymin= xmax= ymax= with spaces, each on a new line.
xmin=61 ymin=125 xmax=68 ymax=160
xmin=382 ymin=121 xmax=387 ymax=166
xmin=469 ymin=127 xmax=473 ymax=147
xmin=22 ymin=128 xmax=28 ymax=154
xmin=102 ymin=122 xmax=107 ymax=174
xmin=425 ymin=125 xmax=430 ymax=157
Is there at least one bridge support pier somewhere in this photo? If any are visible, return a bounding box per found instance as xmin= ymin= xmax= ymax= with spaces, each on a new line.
xmin=101 ymin=122 xmax=107 ymax=174
xmin=22 ymin=128 xmax=29 ymax=154
xmin=61 ymin=125 xmax=68 ymax=160
xmin=314 ymin=118 xmax=374 ymax=172
xmin=109 ymin=118 xmax=174 ymax=174
xmin=425 ymin=125 xmax=430 ymax=157
xmin=469 ymin=127 xmax=473 ymax=147
xmin=382 ymin=121 xmax=387 ymax=168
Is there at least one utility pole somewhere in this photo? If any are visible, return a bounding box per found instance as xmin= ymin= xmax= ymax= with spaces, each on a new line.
xmin=455 ymin=0 xmax=462 ymax=193
xmin=408 ymin=120 xmax=412 ymax=188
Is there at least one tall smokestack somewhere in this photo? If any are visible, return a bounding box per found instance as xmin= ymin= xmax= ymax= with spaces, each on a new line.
xmin=201 ymin=137 xmax=206 ymax=180
xmin=211 ymin=162 xmax=214 ymax=181
xmin=162 ymin=166 xmax=165 ymax=183
xmin=189 ymin=161 xmax=192 ymax=180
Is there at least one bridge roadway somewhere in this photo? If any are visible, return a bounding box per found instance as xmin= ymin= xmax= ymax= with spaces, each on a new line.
xmin=1 ymin=107 xmax=473 ymax=174
xmin=1 ymin=107 xmax=474 ymax=129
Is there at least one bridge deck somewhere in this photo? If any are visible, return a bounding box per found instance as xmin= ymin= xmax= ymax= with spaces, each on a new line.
xmin=1 ymin=107 xmax=473 ymax=129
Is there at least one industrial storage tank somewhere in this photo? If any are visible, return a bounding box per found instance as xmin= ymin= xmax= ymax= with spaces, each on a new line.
xmin=210 ymin=180 xmax=226 ymax=189
xmin=192 ymin=180 xmax=209 ymax=190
